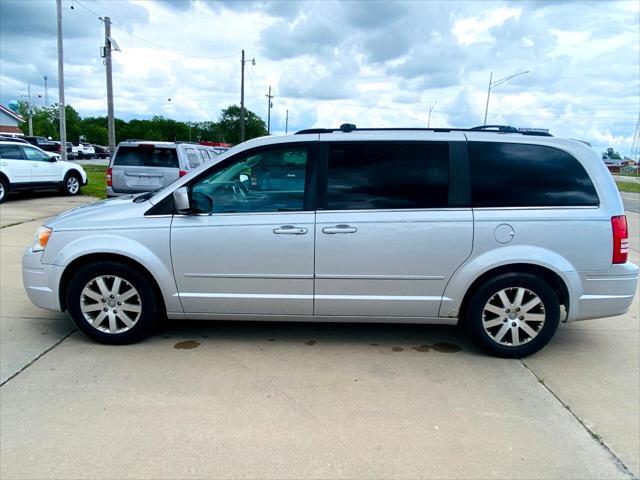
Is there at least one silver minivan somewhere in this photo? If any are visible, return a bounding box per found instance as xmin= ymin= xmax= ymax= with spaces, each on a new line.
xmin=107 ymin=141 xmax=220 ymax=197
xmin=22 ymin=126 xmax=638 ymax=357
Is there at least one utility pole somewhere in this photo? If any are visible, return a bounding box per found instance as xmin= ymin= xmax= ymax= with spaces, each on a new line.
xmin=56 ymin=0 xmax=67 ymax=161
xmin=427 ymin=101 xmax=437 ymax=128
xmin=285 ymin=109 xmax=289 ymax=134
xmin=27 ymin=84 xmax=33 ymax=136
xmin=104 ymin=17 xmax=116 ymax=153
xmin=240 ymin=50 xmax=245 ymax=142
xmin=265 ymin=85 xmax=274 ymax=134
xmin=43 ymin=76 xmax=48 ymax=106
xmin=240 ymin=50 xmax=255 ymax=143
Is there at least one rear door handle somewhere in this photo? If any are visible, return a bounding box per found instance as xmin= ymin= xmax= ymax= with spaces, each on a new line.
xmin=322 ymin=224 xmax=357 ymax=234
xmin=273 ymin=225 xmax=308 ymax=235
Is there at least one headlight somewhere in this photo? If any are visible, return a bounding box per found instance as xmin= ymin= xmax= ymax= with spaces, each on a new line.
xmin=32 ymin=226 xmax=52 ymax=252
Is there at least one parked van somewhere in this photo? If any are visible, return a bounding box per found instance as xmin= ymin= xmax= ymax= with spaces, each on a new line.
xmin=106 ymin=141 xmax=220 ymax=197
xmin=23 ymin=125 xmax=638 ymax=357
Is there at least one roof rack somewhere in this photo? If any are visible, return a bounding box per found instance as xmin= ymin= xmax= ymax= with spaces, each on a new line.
xmin=295 ymin=124 xmax=553 ymax=137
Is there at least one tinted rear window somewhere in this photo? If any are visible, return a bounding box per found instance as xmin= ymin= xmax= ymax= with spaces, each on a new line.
xmin=326 ymin=142 xmax=450 ymax=210
xmin=113 ymin=146 xmax=179 ymax=168
xmin=469 ymin=142 xmax=599 ymax=207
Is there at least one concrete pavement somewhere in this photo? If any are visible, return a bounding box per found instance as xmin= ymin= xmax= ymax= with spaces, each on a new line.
xmin=0 ymin=196 xmax=638 ymax=479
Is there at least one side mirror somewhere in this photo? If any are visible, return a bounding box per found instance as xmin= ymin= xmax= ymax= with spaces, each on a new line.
xmin=173 ymin=186 xmax=191 ymax=214
xmin=239 ymin=173 xmax=250 ymax=183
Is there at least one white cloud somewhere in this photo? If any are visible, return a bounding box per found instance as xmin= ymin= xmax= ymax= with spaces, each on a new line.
xmin=0 ymin=0 xmax=637 ymax=155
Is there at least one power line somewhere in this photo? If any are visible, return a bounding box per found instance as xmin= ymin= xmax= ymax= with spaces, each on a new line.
xmin=73 ymin=0 xmax=236 ymax=60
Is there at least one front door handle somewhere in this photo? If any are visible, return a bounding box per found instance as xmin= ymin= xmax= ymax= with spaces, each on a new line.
xmin=273 ymin=225 xmax=308 ymax=235
xmin=322 ymin=224 xmax=357 ymax=234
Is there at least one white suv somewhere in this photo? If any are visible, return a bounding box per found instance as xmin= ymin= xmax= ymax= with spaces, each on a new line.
xmin=21 ymin=125 xmax=638 ymax=357
xmin=0 ymin=141 xmax=87 ymax=202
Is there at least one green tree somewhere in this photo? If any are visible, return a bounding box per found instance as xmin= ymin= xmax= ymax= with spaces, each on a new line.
xmin=18 ymin=102 xmax=58 ymax=139
xmin=218 ymin=105 xmax=268 ymax=144
xmin=602 ymin=148 xmax=622 ymax=160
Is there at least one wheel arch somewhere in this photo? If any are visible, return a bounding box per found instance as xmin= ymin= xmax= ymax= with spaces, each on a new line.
xmin=59 ymin=253 xmax=166 ymax=316
xmin=0 ymin=170 xmax=11 ymax=185
xmin=456 ymin=263 xmax=570 ymax=325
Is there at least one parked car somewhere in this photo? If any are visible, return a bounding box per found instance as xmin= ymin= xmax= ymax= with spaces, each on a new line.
xmin=0 ymin=140 xmax=87 ymax=202
xmin=106 ymin=141 xmax=220 ymax=197
xmin=0 ymin=135 xmax=30 ymax=144
xmin=92 ymin=144 xmax=110 ymax=159
xmin=71 ymin=142 xmax=95 ymax=159
xmin=21 ymin=136 xmax=74 ymax=158
xmin=22 ymin=125 xmax=638 ymax=357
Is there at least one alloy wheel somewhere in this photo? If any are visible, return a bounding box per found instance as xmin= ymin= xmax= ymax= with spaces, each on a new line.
xmin=80 ymin=275 xmax=142 ymax=334
xmin=482 ymin=287 xmax=546 ymax=347
xmin=67 ymin=176 xmax=80 ymax=194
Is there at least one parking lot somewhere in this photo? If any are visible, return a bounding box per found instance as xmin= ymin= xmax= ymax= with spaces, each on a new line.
xmin=1 ymin=194 xmax=638 ymax=480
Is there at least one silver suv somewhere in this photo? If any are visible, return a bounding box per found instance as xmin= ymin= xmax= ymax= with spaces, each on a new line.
xmin=22 ymin=125 xmax=638 ymax=357
xmin=107 ymin=141 xmax=221 ymax=197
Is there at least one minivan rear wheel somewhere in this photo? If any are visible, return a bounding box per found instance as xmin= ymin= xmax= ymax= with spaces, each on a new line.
xmin=67 ymin=261 xmax=158 ymax=344
xmin=465 ymin=273 xmax=560 ymax=358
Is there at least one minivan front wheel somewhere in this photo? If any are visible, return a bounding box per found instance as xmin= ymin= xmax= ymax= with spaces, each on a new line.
xmin=466 ymin=273 xmax=560 ymax=358
xmin=67 ymin=261 xmax=158 ymax=344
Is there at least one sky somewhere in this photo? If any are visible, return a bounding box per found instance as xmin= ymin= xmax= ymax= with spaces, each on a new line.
xmin=0 ymin=0 xmax=638 ymax=155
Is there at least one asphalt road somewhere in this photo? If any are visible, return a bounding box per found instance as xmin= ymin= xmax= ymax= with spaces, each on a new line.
xmin=0 ymin=195 xmax=638 ymax=480
xmin=621 ymin=191 xmax=640 ymax=213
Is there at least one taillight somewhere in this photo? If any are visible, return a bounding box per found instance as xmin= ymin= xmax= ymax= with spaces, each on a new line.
xmin=179 ymin=170 xmax=187 ymax=177
xmin=611 ymin=215 xmax=628 ymax=264
xmin=106 ymin=167 xmax=112 ymax=187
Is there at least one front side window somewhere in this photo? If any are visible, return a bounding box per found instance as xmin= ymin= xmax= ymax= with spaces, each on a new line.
xmin=190 ymin=146 xmax=308 ymax=214
xmin=469 ymin=142 xmax=599 ymax=207
xmin=21 ymin=146 xmax=50 ymax=161
xmin=113 ymin=146 xmax=179 ymax=168
xmin=325 ymin=142 xmax=450 ymax=210
xmin=0 ymin=144 xmax=25 ymax=159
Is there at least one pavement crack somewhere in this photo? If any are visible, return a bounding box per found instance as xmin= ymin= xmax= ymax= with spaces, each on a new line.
xmin=0 ymin=329 xmax=76 ymax=388
xmin=519 ymin=359 xmax=637 ymax=480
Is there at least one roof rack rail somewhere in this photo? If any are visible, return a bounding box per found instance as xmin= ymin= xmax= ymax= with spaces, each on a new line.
xmin=295 ymin=124 xmax=553 ymax=137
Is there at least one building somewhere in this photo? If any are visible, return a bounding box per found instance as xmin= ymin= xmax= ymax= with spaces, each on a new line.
xmin=0 ymin=105 xmax=24 ymax=135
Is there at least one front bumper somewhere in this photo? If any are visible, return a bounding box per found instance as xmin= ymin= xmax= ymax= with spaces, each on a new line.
xmin=22 ymin=247 xmax=65 ymax=312
xmin=567 ymin=262 xmax=639 ymax=321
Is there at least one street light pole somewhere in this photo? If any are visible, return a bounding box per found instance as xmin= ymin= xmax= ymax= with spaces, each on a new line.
xmin=285 ymin=109 xmax=289 ymax=134
xmin=483 ymin=70 xmax=530 ymax=125
xmin=43 ymin=76 xmax=48 ymax=106
xmin=427 ymin=101 xmax=437 ymax=128
xmin=27 ymin=83 xmax=33 ymax=136
xmin=56 ymin=0 xmax=67 ymax=162
xmin=483 ymin=72 xmax=493 ymax=125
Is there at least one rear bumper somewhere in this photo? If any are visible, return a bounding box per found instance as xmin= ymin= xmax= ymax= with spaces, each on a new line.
xmin=567 ymin=262 xmax=639 ymax=321
xmin=21 ymin=247 xmax=64 ymax=312
xmin=106 ymin=187 xmax=146 ymax=197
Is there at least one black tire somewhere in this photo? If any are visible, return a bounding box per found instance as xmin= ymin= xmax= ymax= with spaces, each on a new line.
xmin=0 ymin=176 xmax=8 ymax=203
xmin=66 ymin=261 xmax=159 ymax=344
xmin=465 ymin=272 xmax=560 ymax=358
xmin=62 ymin=171 xmax=81 ymax=196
